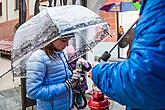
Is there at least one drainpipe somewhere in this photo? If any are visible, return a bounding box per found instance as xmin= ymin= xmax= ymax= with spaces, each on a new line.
xmin=54 ymin=0 xmax=57 ymax=6
xmin=63 ymin=0 xmax=67 ymax=5
xmin=48 ymin=0 xmax=52 ymax=7
xmin=81 ymin=0 xmax=87 ymax=7
xmin=34 ymin=0 xmax=40 ymax=15
xmin=19 ymin=0 xmax=27 ymax=26
xmin=72 ymin=0 xmax=76 ymax=5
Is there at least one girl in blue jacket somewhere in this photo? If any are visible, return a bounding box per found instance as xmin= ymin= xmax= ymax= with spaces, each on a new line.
xmin=26 ymin=34 xmax=80 ymax=110
xmin=91 ymin=0 xmax=165 ymax=109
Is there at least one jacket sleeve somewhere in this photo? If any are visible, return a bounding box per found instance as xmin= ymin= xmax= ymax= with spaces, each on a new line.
xmin=92 ymin=61 xmax=140 ymax=106
xmin=92 ymin=0 xmax=165 ymax=108
xmin=92 ymin=45 xmax=165 ymax=108
xmin=26 ymin=53 xmax=68 ymax=100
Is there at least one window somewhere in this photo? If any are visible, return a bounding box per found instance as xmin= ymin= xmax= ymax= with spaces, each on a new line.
xmin=15 ymin=0 xmax=19 ymax=10
xmin=0 ymin=2 xmax=2 ymax=16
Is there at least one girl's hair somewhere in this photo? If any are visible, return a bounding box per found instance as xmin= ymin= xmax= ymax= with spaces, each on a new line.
xmin=43 ymin=42 xmax=58 ymax=60
xmin=43 ymin=33 xmax=74 ymax=60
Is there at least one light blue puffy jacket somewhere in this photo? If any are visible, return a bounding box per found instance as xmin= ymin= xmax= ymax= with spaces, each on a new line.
xmin=92 ymin=0 xmax=165 ymax=109
xmin=26 ymin=49 xmax=72 ymax=110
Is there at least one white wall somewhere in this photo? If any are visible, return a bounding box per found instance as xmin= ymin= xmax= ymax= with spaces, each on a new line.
xmin=119 ymin=11 xmax=139 ymax=32
xmin=8 ymin=0 xmax=20 ymax=21
xmin=29 ymin=0 xmax=36 ymax=16
xmin=118 ymin=11 xmax=139 ymax=58
xmin=0 ymin=0 xmax=29 ymax=22
xmin=0 ymin=0 xmax=6 ymax=22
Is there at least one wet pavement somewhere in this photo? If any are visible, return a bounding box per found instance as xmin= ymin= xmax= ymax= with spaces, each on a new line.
xmin=0 ymin=87 xmax=21 ymax=110
xmin=0 ymin=57 xmax=20 ymax=91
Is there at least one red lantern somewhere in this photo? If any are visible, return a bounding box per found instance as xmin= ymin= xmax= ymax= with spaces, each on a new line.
xmin=88 ymin=91 xmax=110 ymax=110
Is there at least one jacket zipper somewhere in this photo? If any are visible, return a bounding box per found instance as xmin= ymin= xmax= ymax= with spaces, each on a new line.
xmin=57 ymin=52 xmax=71 ymax=110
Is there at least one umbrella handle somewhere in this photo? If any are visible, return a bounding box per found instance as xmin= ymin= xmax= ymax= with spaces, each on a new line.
xmin=73 ymin=83 xmax=87 ymax=109
xmin=99 ymin=18 xmax=139 ymax=62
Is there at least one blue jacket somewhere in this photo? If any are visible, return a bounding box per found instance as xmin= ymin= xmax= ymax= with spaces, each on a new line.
xmin=26 ymin=49 xmax=72 ymax=110
xmin=92 ymin=0 xmax=165 ymax=109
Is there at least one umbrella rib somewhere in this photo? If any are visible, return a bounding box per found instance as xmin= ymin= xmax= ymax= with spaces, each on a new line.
xmin=76 ymin=32 xmax=93 ymax=53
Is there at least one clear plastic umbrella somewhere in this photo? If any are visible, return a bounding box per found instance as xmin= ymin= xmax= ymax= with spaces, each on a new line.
xmin=11 ymin=5 xmax=109 ymax=77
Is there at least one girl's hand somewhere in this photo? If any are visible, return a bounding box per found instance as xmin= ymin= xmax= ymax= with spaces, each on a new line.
xmin=77 ymin=58 xmax=88 ymax=65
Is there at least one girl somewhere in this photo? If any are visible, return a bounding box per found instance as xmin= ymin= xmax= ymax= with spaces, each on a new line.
xmin=26 ymin=34 xmax=80 ymax=110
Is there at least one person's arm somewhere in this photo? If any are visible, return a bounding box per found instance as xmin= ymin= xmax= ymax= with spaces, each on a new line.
xmin=91 ymin=56 xmax=165 ymax=108
xmin=26 ymin=54 xmax=68 ymax=100
xmin=92 ymin=61 xmax=144 ymax=107
xmin=92 ymin=0 xmax=165 ymax=108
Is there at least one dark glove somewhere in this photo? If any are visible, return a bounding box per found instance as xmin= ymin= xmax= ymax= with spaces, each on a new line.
xmin=65 ymin=73 xmax=81 ymax=90
xmin=77 ymin=58 xmax=92 ymax=72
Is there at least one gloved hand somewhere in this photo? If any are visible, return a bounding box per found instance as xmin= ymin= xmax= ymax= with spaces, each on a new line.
xmin=65 ymin=73 xmax=81 ymax=90
xmin=77 ymin=58 xmax=92 ymax=71
xmin=77 ymin=58 xmax=88 ymax=65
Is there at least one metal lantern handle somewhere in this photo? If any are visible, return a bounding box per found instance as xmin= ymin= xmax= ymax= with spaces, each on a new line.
xmin=73 ymin=83 xmax=88 ymax=109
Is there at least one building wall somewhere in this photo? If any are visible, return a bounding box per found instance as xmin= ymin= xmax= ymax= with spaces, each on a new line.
xmin=8 ymin=0 xmax=19 ymax=21
xmin=0 ymin=0 xmax=31 ymax=41
xmin=0 ymin=19 xmax=18 ymax=41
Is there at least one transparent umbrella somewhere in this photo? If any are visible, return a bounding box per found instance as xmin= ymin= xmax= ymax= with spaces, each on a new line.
xmin=11 ymin=5 xmax=110 ymax=77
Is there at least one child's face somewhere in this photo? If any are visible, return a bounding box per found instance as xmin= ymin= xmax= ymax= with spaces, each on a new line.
xmin=52 ymin=38 xmax=71 ymax=51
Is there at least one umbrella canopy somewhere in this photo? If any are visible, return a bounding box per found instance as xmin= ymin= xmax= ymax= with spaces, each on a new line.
xmin=100 ymin=0 xmax=140 ymax=56
xmin=11 ymin=5 xmax=109 ymax=76
xmin=100 ymin=0 xmax=140 ymax=12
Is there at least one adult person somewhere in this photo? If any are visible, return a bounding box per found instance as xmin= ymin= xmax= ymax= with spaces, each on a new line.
xmin=26 ymin=33 xmax=81 ymax=110
xmin=91 ymin=0 xmax=165 ymax=109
